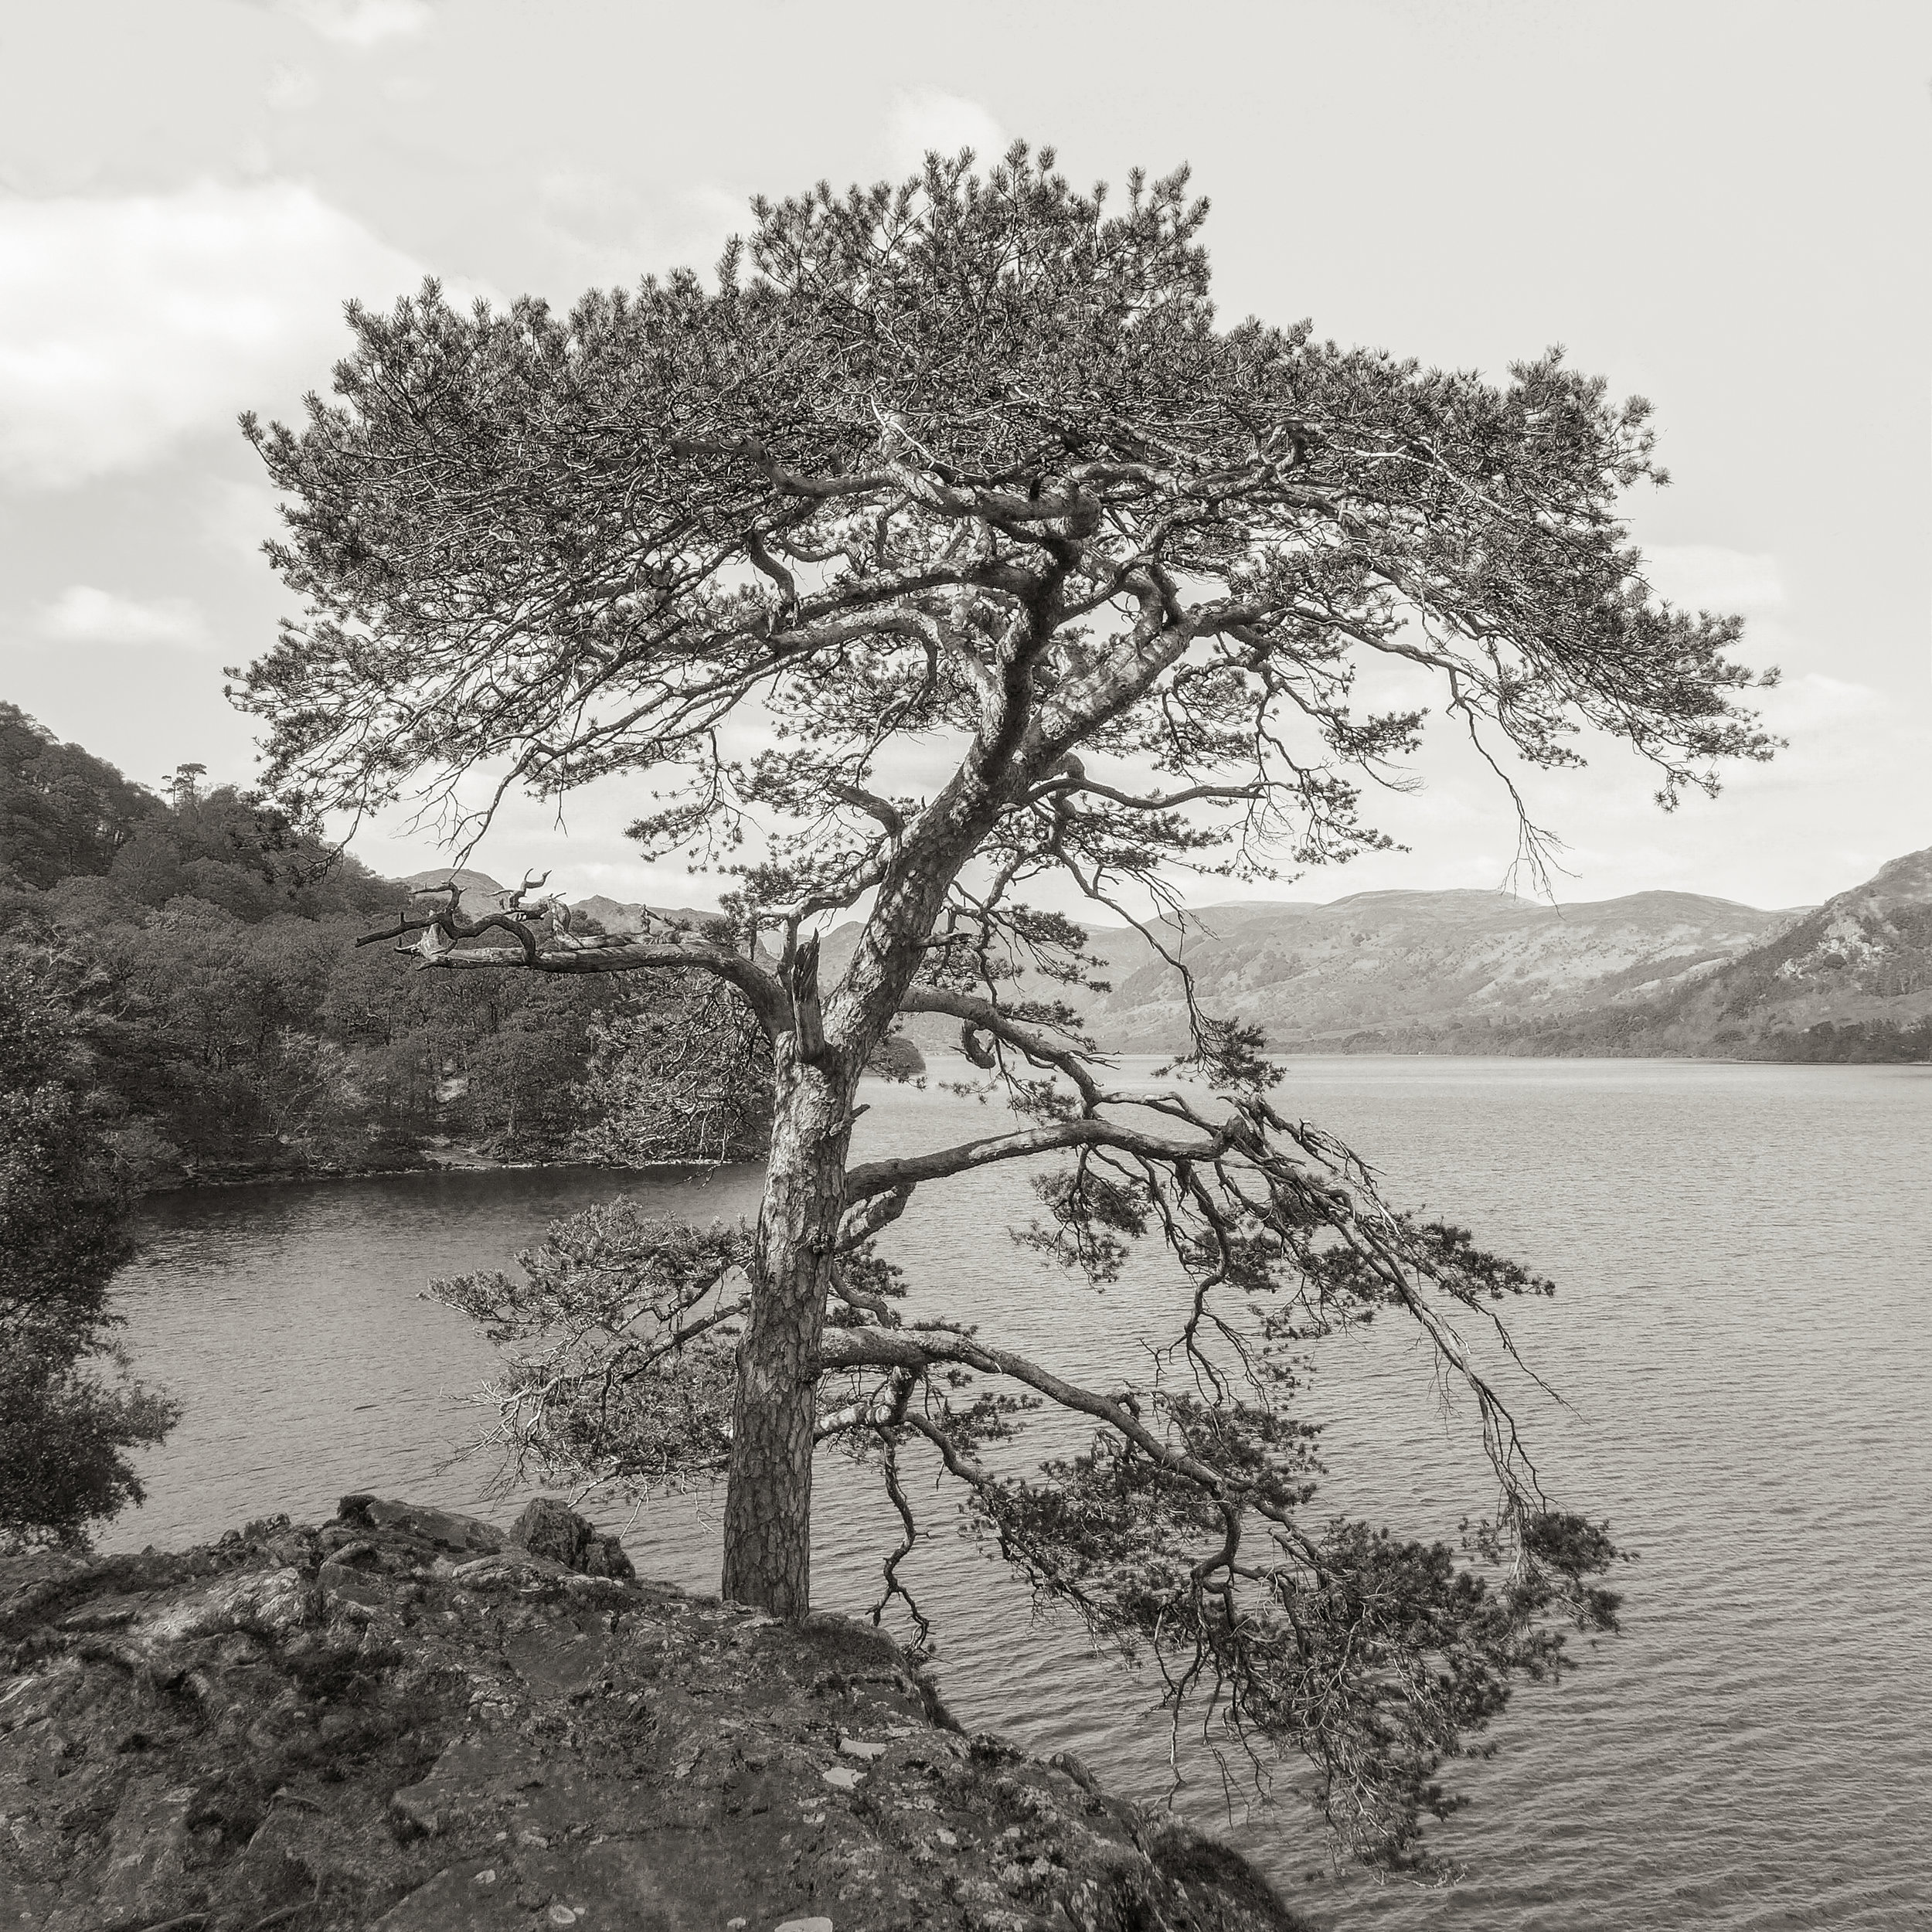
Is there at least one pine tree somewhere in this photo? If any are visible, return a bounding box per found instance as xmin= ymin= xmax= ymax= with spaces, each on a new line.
xmin=236 ymin=147 xmax=1773 ymax=1866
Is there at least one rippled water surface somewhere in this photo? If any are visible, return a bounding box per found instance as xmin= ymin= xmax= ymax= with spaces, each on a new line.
xmin=112 ymin=1057 xmax=1932 ymax=1930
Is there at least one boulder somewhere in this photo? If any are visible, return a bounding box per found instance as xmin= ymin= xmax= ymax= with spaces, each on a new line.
xmin=507 ymin=1497 xmax=636 ymax=1580
xmin=339 ymin=1493 xmax=505 ymax=1554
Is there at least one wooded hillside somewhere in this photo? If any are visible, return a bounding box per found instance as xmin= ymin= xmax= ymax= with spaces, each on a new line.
xmin=0 ymin=706 xmax=775 ymax=1182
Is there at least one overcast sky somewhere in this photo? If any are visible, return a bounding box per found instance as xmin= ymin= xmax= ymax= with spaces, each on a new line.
xmin=2 ymin=0 xmax=1926 ymax=915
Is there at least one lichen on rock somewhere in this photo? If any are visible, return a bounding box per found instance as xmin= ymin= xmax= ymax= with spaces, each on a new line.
xmin=0 ymin=1496 xmax=1308 ymax=1930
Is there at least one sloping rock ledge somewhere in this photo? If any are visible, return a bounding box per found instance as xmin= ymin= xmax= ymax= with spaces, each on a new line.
xmin=1 ymin=1496 xmax=1307 ymax=1932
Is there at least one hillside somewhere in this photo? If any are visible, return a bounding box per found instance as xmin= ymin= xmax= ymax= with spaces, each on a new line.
xmin=825 ymin=886 xmax=1809 ymax=1059
xmin=420 ymin=849 xmax=1932 ymax=1066
xmin=1476 ymin=846 xmax=1932 ymax=1062
xmin=1079 ymin=888 xmax=1803 ymax=1051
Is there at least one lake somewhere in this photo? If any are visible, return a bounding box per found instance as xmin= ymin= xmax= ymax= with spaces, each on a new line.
xmin=108 ymin=1056 xmax=1932 ymax=1930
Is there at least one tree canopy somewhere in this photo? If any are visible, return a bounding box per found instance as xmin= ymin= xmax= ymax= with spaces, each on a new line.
xmin=1 ymin=709 xmax=777 ymax=1182
xmin=0 ymin=702 xmax=158 ymax=892
xmin=237 ymin=146 xmax=1773 ymax=1870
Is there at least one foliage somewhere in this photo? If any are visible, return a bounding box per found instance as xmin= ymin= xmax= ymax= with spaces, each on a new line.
xmin=1761 ymin=1016 xmax=1932 ymax=1063
xmin=0 ymin=709 xmax=770 ymax=1177
xmin=434 ymin=1202 xmax=749 ymax=1496
xmin=239 ymin=145 xmax=1771 ymax=1869
xmin=0 ymin=957 xmax=137 ymax=1340
xmin=577 ymin=968 xmax=775 ymax=1165
xmin=0 ymin=1351 xmax=183 ymax=1549
xmin=0 ymin=949 xmax=179 ymax=1549
xmin=0 ymin=701 xmax=158 ymax=889
xmin=864 ymin=1032 xmax=926 ymax=1082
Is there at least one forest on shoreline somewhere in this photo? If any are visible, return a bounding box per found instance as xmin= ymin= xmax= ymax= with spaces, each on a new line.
xmin=0 ymin=702 xmax=787 ymax=1192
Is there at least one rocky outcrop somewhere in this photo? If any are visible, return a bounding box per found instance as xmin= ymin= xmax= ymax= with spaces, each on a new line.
xmin=0 ymin=1498 xmax=1305 ymax=1931
xmin=502 ymin=1498 xmax=635 ymax=1581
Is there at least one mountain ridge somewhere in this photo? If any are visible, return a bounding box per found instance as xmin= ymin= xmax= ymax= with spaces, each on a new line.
xmin=930 ymin=883 xmax=1812 ymax=1056
xmin=1468 ymin=845 xmax=1932 ymax=1062
xmin=406 ymin=850 xmax=1932 ymax=1063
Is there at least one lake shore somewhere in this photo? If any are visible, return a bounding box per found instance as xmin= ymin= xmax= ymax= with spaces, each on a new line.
xmin=140 ymin=1148 xmax=680 ymax=1196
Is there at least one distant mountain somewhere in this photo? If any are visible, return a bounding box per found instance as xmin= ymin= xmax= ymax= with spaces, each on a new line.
xmin=815 ymin=883 xmax=1798 ymax=1059
xmin=402 ymin=867 xmax=516 ymax=912
xmin=1076 ymin=852 xmax=1931 ymax=1064
xmin=1073 ymin=888 xmax=1804 ymax=1053
xmin=573 ymin=893 xmax=651 ymax=934
xmin=403 ymin=871 xmax=711 ymax=934
xmin=1476 ymin=847 xmax=1932 ymax=1063
xmin=413 ymin=848 xmax=1932 ymax=1064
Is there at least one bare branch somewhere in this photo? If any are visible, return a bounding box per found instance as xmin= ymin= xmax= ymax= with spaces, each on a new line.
xmin=412 ymin=930 xmax=787 ymax=1036
xmin=843 ymin=1114 xmax=1234 ymax=1203
xmin=896 ymin=987 xmax=1107 ymax=1107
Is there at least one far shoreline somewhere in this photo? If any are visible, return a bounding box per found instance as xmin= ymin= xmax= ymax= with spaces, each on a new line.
xmin=134 ymin=1052 xmax=1925 ymax=1199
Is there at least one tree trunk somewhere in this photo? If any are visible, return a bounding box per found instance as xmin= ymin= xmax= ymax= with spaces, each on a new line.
xmin=720 ymin=1041 xmax=853 ymax=1617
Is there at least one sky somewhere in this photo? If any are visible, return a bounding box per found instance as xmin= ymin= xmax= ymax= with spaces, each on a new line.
xmin=2 ymin=0 xmax=1927 ymax=917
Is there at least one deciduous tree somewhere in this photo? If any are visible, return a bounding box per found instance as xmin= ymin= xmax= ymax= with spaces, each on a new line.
xmin=237 ymin=147 xmax=1772 ymax=1865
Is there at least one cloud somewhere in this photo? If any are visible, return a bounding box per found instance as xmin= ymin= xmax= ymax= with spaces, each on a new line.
xmin=1764 ymin=672 xmax=1883 ymax=724
xmin=535 ymin=170 xmax=746 ymax=286
xmin=36 ymin=587 xmax=209 ymax=648
xmin=0 ymin=180 xmax=429 ymax=488
xmin=886 ymin=89 xmax=1007 ymax=176
xmin=1706 ymin=670 xmax=1911 ymax=802
xmin=1641 ymin=544 xmax=1786 ymax=614
xmin=265 ymin=65 xmax=322 ymax=111
xmin=197 ymin=476 xmax=287 ymax=566
xmin=268 ymin=0 xmax=436 ymax=48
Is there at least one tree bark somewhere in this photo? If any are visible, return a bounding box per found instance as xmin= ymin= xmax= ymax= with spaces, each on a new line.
xmin=719 ymin=1039 xmax=854 ymax=1617
xmin=720 ymin=747 xmax=1025 ymax=1618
